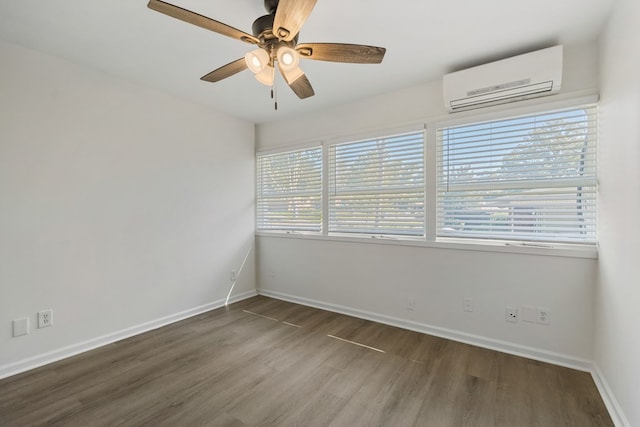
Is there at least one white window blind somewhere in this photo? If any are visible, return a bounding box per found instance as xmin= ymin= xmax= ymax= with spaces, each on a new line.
xmin=436 ymin=106 xmax=597 ymax=244
xmin=257 ymin=147 xmax=322 ymax=232
xmin=329 ymin=131 xmax=425 ymax=236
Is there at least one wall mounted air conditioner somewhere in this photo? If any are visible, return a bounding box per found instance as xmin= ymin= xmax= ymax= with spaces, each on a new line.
xmin=443 ymin=45 xmax=563 ymax=112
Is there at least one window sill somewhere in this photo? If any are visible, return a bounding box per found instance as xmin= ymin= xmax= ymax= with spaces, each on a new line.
xmin=255 ymin=231 xmax=598 ymax=259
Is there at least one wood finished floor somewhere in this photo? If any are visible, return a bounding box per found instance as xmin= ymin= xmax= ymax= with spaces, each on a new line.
xmin=0 ymin=296 xmax=613 ymax=427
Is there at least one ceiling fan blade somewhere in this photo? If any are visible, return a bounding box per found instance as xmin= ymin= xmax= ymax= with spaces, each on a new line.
xmin=287 ymin=74 xmax=315 ymax=99
xmin=200 ymin=58 xmax=248 ymax=83
xmin=148 ymin=0 xmax=259 ymax=45
xmin=273 ymin=0 xmax=317 ymax=42
xmin=276 ymin=62 xmax=314 ymax=99
xmin=296 ymin=43 xmax=386 ymax=64
xmin=276 ymin=65 xmax=313 ymax=99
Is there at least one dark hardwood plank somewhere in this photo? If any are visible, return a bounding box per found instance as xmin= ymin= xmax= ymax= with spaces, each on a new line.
xmin=0 ymin=296 xmax=614 ymax=427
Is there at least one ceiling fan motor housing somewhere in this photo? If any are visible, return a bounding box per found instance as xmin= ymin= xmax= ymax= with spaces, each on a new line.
xmin=252 ymin=13 xmax=299 ymax=45
xmin=252 ymin=14 xmax=275 ymax=38
xmin=264 ymin=0 xmax=279 ymax=14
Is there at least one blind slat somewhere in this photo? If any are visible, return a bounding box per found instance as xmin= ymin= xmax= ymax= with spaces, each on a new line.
xmin=257 ymin=147 xmax=322 ymax=232
xmin=329 ymin=131 xmax=426 ymax=237
xmin=436 ymin=106 xmax=597 ymax=244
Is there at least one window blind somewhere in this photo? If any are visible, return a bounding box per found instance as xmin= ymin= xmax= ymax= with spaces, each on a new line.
xmin=257 ymin=147 xmax=322 ymax=232
xmin=436 ymin=106 xmax=597 ymax=244
xmin=328 ymin=131 xmax=425 ymax=236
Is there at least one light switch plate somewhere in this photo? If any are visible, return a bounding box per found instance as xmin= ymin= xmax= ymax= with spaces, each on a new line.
xmin=522 ymin=305 xmax=538 ymax=323
xmin=13 ymin=317 xmax=29 ymax=337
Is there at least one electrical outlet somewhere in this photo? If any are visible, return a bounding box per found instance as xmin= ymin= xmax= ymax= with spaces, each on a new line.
xmin=505 ymin=307 xmax=518 ymax=323
xmin=463 ymin=298 xmax=473 ymax=312
xmin=537 ymin=307 xmax=551 ymax=325
xmin=38 ymin=309 xmax=53 ymax=328
xmin=407 ymin=297 xmax=415 ymax=311
xmin=230 ymin=270 xmax=237 ymax=282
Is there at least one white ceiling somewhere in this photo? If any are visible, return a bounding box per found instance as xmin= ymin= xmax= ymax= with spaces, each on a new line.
xmin=0 ymin=0 xmax=615 ymax=124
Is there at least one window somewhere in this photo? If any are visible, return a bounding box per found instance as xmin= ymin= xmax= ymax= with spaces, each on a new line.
xmin=328 ymin=131 xmax=425 ymax=237
xmin=256 ymin=147 xmax=322 ymax=232
xmin=436 ymin=106 xmax=597 ymax=244
xmin=256 ymin=100 xmax=599 ymax=255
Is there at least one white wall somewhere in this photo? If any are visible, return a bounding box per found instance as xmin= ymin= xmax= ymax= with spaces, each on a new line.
xmin=258 ymin=236 xmax=596 ymax=359
xmin=596 ymin=0 xmax=640 ymax=425
xmin=0 ymin=40 xmax=256 ymax=374
xmin=256 ymin=43 xmax=600 ymax=363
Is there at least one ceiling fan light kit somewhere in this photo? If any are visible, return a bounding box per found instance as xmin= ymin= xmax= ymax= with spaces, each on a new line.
xmin=255 ymin=65 xmax=276 ymax=86
xmin=245 ymin=48 xmax=270 ymax=74
xmin=277 ymin=46 xmax=299 ymax=68
xmin=147 ymin=0 xmax=386 ymax=103
xmin=276 ymin=46 xmax=304 ymax=84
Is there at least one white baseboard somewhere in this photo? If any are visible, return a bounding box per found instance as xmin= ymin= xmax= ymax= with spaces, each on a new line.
xmin=590 ymin=365 xmax=632 ymax=427
xmin=0 ymin=290 xmax=257 ymax=380
xmin=257 ymin=289 xmax=593 ymax=371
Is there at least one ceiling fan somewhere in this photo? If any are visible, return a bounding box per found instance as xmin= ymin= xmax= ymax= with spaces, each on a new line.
xmin=147 ymin=0 xmax=386 ymax=101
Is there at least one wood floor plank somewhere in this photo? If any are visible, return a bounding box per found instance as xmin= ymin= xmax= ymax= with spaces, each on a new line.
xmin=0 ymin=296 xmax=614 ymax=427
xmin=361 ymin=358 xmax=431 ymax=427
xmin=280 ymin=390 xmax=346 ymax=427
xmin=328 ymin=351 xmax=407 ymax=427
xmin=559 ymin=367 xmax=614 ymax=426
xmin=495 ymin=352 xmax=542 ymax=425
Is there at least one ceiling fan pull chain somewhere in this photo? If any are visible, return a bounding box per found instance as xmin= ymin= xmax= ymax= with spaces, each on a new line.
xmin=273 ymin=80 xmax=278 ymax=111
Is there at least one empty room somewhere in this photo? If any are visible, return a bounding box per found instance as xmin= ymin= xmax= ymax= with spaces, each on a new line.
xmin=0 ymin=0 xmax=638 ymax=426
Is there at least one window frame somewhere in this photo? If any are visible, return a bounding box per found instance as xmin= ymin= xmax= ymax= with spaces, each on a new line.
xmin=255 ymin=95 xmax=599 ymax=259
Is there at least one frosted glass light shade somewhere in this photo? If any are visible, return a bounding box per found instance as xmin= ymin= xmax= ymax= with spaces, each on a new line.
xmin=245 ymin=48 xmax=270 ymax=74
xmin=255 ymin=65 xmax=275 ymax=86
xmin=277 ymin=46 xmax=300 ymax=70
xmin=277 ymin=46 xmax=303 ymax=83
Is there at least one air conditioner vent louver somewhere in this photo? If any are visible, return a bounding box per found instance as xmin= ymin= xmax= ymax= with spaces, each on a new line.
xmin=467 ymin=78 xmax=531 ymax=96
xmin=443 ymin=46 xmax=563 ymax=112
